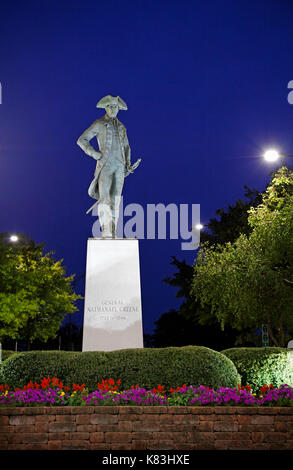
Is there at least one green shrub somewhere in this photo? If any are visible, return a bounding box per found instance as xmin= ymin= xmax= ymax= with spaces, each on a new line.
xmin=0 ymin=351 xmax=19 ymax=384
xmin=1 ymin=346 xmax=239 ymax=391
xmin=221 ymin=347 xmax=293 ymax=390
xmin=0 ymin=364 xmax=3 ymax=385
xmin=1 ymin=350 xmax=19 ymax=362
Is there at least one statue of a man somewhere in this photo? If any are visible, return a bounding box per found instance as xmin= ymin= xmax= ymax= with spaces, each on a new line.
xmin=77 ymin=95 xmax=141 ymax=238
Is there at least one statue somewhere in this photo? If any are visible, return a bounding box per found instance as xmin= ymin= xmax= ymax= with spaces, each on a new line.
xmin=77 ymin=95 xmax=141 ymax=238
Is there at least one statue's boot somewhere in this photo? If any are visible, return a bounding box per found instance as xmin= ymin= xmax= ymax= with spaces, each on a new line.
xmin=111 ymin=218 xmax=118 ymax=238
xmin=111 ymin=195 xmax=122 ymax=239
xmin=98 ymin=202 xmax=113 ymax=238
xmin=102 ymin=227 xmax=113 ymax=238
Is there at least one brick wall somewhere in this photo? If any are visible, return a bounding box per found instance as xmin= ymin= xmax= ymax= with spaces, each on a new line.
xmin=0 ymin=406 xmax=292 ymax=450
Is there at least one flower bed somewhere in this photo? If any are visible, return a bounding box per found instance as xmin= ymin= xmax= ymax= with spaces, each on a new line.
xmin=1 ymin=378 xmax=293 ymax=407
xmin=1 ymin=378 xmax=292 ymax=450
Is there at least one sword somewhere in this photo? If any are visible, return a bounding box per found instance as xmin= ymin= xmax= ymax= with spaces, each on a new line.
xmin=85 ymin=158 xmax=142 ymax=214
xmin=125 ymin=157 xmax=142 ymax=176
xmin=86 ymin=199 xmax=100 ymax=215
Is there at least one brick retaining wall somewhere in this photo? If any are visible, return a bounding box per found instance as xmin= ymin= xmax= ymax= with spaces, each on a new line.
xmin=0 ymin=406 xmax=292 ymax=450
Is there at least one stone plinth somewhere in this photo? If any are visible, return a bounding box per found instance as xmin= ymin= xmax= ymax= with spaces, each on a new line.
xmin=82 ymin=238 xmax=143 ymax=351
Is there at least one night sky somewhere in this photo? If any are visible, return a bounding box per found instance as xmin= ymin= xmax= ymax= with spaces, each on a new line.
xmin=1 ymin=0 xmax=293 ymax=335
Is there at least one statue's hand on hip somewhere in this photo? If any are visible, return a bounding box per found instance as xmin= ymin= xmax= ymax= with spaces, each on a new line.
xmin=89 ymin=149 xmax=102 ymax=160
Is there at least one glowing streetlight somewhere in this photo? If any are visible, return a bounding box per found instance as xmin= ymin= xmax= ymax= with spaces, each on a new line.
xmin=263 ymin=149 xmax=280 ymax=162
xmin=10 ymin=235 xmax=18 ymax=242
xmin=263 ymin=149 xmax=293 ymax=163
xmin=195 ymin=223 xmax=204 ymax=230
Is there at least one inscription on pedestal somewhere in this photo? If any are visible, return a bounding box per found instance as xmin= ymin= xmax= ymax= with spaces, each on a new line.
xmin=82 ymin=239 xmax=143 ymax=351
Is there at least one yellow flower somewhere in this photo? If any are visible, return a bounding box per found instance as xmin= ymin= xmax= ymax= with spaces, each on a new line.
xmin=60 ymin=392 xmax=65 ymax=397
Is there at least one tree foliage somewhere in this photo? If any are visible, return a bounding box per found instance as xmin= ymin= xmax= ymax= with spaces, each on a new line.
xmin=0 ymin=233 xmax=81 ymax=348
xmin=149 ymin=187 xmax=262 ymax=349
xmin=201 ymin=185 xmax=261 ymax=245
xmin=191 ymin=167 xmax=293 ymax=347
xmin=147 ymin=309 xmax=241 ymax=350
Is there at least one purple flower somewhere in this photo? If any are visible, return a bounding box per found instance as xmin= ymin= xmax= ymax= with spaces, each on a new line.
xmin=0 ymin=384 xmax=292 ymax=407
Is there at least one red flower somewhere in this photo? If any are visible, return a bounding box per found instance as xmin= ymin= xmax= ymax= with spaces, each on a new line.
xmin=152 ymin=384 xmax=166 ymax=395
xmin=13 ymin=377 xmax=69 ymax=392
xmin=41 ymin=377 xmax=51 ymax=389
xmin=73 ymin=383 xmax=86 ymax=392
xmin=238 ymin=384 xmax=252 ymax=392
xmin=97 ymin=378 xmax=121 ymax=392
xmin=169 ymin=385 xmax=183 ymax=394
xmin=259 ymin=384 xmax=274 ymax=394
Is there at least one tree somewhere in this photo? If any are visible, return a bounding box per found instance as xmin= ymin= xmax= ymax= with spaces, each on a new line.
xmin=148 ymin=309 xmax=242 ymax=350
xmin=191 ymin=167 xmax=293 ymax=347
xmin=146 ymin=187 xmax=262 ymax=349
xmin=161 ymin=257 xmax=251 ymax=348
xmin=163 ymin=257 xmax=196 ymax=321
xmin=200 ymin=185 xmax=261 ymax=245
xmin=0 ymin=233 xmax=81 ymax=349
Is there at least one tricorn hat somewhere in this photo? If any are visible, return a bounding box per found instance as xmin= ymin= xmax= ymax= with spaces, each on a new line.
xmin=96 ymin=95 xmax=128 ymax=110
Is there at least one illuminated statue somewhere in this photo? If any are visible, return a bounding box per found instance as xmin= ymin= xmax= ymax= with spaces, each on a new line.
xmin=77 ymin=95 xmax=141 ymax=237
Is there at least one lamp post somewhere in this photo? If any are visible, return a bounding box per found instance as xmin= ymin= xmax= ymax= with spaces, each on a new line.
xmin=10 ymin=234 xmax=20 ymax=351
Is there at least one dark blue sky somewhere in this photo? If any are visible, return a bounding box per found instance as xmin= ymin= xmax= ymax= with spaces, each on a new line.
xmin=1 ymin=0 xmax=293 ymax=334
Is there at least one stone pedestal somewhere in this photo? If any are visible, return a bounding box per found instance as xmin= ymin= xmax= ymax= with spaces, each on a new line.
xmin=82 ymin=238 xmax=144 ymax=351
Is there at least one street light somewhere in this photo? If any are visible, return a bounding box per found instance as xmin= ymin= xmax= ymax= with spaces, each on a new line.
xmin=10 ymin=235 xmax=18 ymax=242
xmin=195 ymin=223 xmax=204 ymax=230
xmin=263 ymin=149 xmax=293 ymax=162
xmin=263 ymin=149 xmax=280 ymax=162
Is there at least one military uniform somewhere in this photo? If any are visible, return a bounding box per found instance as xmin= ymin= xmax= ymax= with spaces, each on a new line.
xmin=77 ymin=95 xmax=131 ymax=237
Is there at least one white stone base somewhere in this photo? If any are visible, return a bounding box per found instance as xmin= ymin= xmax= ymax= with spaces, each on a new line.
xmin=82 ymin=238 xmax=144 ymax=351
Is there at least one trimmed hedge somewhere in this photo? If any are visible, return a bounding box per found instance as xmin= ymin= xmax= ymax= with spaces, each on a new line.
xmin=0 ymin=346 xmax=239 ymax=391
xmin=1 ymin=350 xmax=18 ymax=362
xmin=221 ymin=347 xmax=293 ymax=389
xmin=0 ymin=351 xmax=19 ymax=384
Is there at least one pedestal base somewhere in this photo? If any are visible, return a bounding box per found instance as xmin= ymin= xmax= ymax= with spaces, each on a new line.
xmin=82 ymin=238 xmax=144 ymax=351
